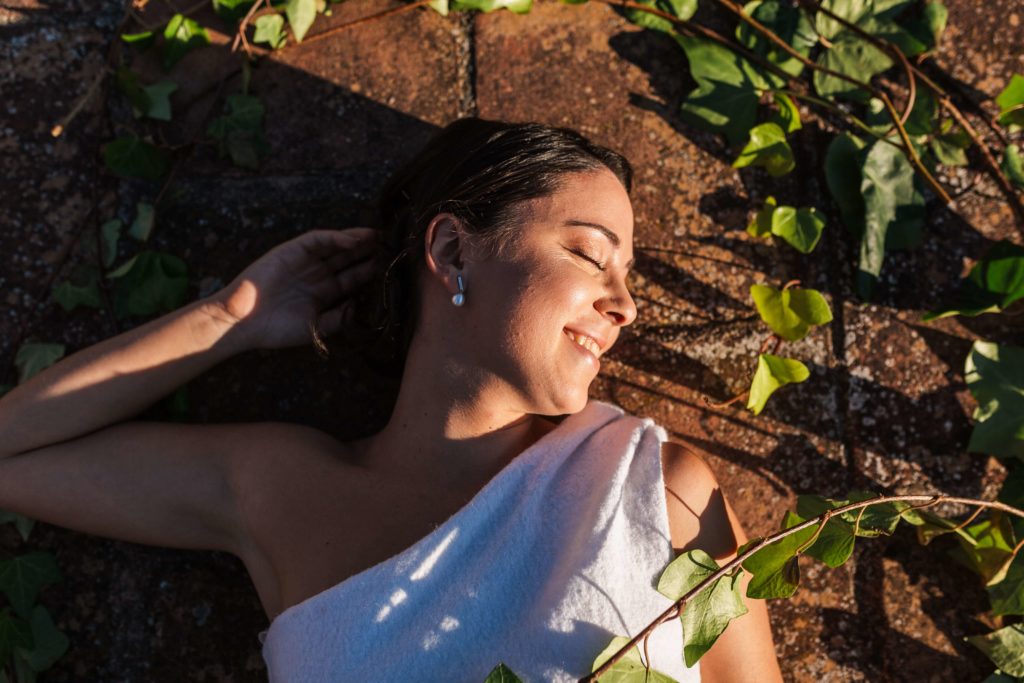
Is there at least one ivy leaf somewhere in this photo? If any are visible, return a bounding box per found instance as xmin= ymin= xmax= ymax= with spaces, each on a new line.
xmin=800 ymin=490 xmax=916 ymax=538
xmin=588 ymin=635 xmax=677 ymax=681
xmin=100 ymin=218 xmax=121 ymax=267
xmin=924 ymin=241 xmax=1024 ymax=320
xmin=624 ymin=0 xmax=696 ymax=34
xmin=673 ymin=35 xmax=771 ymax=146
xmin=108 ymin=251 xmax=189 ymax=319
xmin=450 ymin=0 xmax=533 ymax=12
xmin=483 ymin=663 xmax=524 ymax=682
xmin=741 ymin=512 xmax=815 ymax=598
xmin=901 ymin=508 xmax=975 ymax=545
xmin=115 ymin=67 xmax=151 ymax=114
xmin=213 ymin=0 xmax=258 ymax=22
xmin=770 ymin=91 xmax=802 ymax=133
xmin=792 ymin=513 xmax=857 ymax=568
xmin=141 ymin=81 xmax=177 ymax=121
xmin=53 ymin=265 xmax=103 ymax=313
xmin=996 ymin=74 xmax=1024 ymax=132
xmin=950 ymin=513 xmax=1017 ymax=586
xmin=824 ymin=132 xmax=868 ymax=238
xmin=207 ymin=93 xmax=269 ymax=170
xmin=0 ymin=553 xmax=61 ymax=620
xmin=102 ymin=136 xmax=169 ymax=181
xmin=746 ymin=196 xmax=776 ymax=238
xmin=770 ymin=206 xmax=825 ymax=253
xmin=750 ymin=284 xmax=833 ymax=341
xmin=964 ymin=341 xmax=1024 ymax=460
xmin=856 ymin=137 xmax=925 ymax=300
xmin=746 ymin=354 xmax=810 ymax=415
xmin=1003 ymin=144 xmax=1024 ymax=188
xmin=129 ymin=202 xmax=156 ymax=242
xmin=657 ymin=549 xmax=748 ymax=667
xmin=814 ymin=33 xmax=892 ymax=103
xmin=0 ymin=510 xmax=35 ymax=543
xmin=254 ymin=14 xmax=287 ymax=49
xmin=988 ymin=555 xmax=1024 ymax=616
xmin=162 ymin=14 xmax=210 ymax=70
xmin=736 ymin=0 xmax=817 ymax=77
xmin=732 ymin=122 xmax=795 ymax=176
xmin=286 ymin=0 xmax=317 ymax=41
xmin=15 ymin=606 xmax=68 ymax=673
xmin=968 ymin=624 xmax=1024 ymax=677
xmin=930 ymin=129 xmax=970 ymax=167
xmin=0 ymin=609 xmax=32 ymax=665
xmin=120 ymin=30 xmax=154 ymax=49
xmin=902 ymin=0 xmax=948 ymax=52
xmin=14 ymin=343 xmax=65 ymax=384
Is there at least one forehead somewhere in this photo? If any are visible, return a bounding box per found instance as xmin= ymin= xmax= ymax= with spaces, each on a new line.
xmin=526 ymin=169 xmax=634 ymax=242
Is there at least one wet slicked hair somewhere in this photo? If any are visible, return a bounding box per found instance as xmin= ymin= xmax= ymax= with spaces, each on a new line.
xmin=339 ymin=116 xmax=633 ymax=376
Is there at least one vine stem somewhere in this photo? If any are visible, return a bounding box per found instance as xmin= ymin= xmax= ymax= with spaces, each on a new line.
xmin=581 ymin=494 xmax=1024 ymax=682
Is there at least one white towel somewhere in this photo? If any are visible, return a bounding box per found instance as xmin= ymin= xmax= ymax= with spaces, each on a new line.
xmin=259 ymin=399 xmax=700 ymax=683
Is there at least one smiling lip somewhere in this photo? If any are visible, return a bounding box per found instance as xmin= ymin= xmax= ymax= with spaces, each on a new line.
xmin=563 ymin=328 xmax=606 ymax=359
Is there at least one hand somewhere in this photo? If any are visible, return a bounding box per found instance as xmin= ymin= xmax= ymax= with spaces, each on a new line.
xmin=210 ymin=228 xmax=382 ymax=350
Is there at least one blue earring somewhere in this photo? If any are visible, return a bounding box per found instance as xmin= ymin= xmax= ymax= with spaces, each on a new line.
xmin=451 ymin=273 xmax=465 ymax=307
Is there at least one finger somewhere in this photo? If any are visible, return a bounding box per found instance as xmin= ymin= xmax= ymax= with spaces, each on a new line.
xmin=325 ymin=236 xmax=381 ymax=271
xmin=315 ymin=300 xmax=356 ymax=338
xmin=297 ymin=228 xmax=380 ymax=259
xmin=335 ymin=255 xmax=381 ymax=294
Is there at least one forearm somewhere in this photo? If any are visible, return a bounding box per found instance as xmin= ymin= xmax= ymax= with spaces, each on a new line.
xmin=0 ymin=297 xmax=246 ymax=458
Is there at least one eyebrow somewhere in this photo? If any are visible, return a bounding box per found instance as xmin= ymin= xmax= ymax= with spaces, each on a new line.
xmin=563 ymin=220 xmax=636 ymax=270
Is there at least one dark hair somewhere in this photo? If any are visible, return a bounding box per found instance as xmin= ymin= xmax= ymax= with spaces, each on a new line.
xmin=339 ymin=117 xmax=633 ymax=377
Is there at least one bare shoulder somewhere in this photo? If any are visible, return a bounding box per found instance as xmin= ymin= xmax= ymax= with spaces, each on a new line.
xmin=659 ymin=441 xmax=741 ymax=559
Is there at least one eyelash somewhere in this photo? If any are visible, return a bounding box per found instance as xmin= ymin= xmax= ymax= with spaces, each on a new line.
xmin=569 ymin=247 xmax=606 ymax=272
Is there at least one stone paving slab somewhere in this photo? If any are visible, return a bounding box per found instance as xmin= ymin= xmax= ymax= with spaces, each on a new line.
xmin=2 ymin=0 xmax=1023 ymax=680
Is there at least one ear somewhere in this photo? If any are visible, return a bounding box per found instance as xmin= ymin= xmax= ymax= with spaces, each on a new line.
xmin=423 ymin=212 xmax=472 ymax=292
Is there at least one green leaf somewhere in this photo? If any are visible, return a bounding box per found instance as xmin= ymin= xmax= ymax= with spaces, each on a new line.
xmin=108 ymin=251 xmax=189 ymax=319
xmin=213 ymin=0 xmax=258 ymax=21
xmin=141 ymin=81 xmax=177 ymax=121
xmin=449 ymin=0 xmax=533 ymax=12
xmin=996 ymin=74 xmax=1024 ymax=131
xmin=964 ymin=341 xmax=1024 ymax=460
xmin=930 ymin=130 xmax=970 ymax=167
xmin=482 ymin=663 xmax=524 ymax=683
xmin=784 ymin=511 xmax=857 ymax=568
xmin=856 ymin=137 xmax=925 ymax=300
xmin=901 ymin=508 xmax=975 ymax=545
xmin=824 ymin=132 xmax=868 ymax=238
xmin=100 ymin=218 xmax=121 ymax=267
xmin=750 ymin=284 xmax=833 ymax=341
xmin=120 ymin=30 xmax=154 ymax=49
xmin=770 ymin=91 xmax=801 ymax=133
xmin=0 ymin=511 xmax=35 ymax=543
xmin=813 ymin=33 xmax=892 ymax=103
xmin=0 ymin=553 xmax=61 ymax=620
xmin=286 ymin=0 xmax=317 ymax=41
xmin=657 ymin=549 xmax=748 ymax=667
xmin=0 ymin=609 xmax=32 ymax=665
xmin=254 ymin=14 xmax=287 ymax=49
xmin=924 ymin=240 xmax=1024 ymax=320
xmin=129 ymin=202 xmax=156 ymax=242
xmin=162 ymin=14 xmax=210 ymax=70
xmin=952 ymin=513 xmax=1017 ymax=586
xmin=53 ymin=265 xmax=103 ymax=313
xmin=115 ymin=67 xmax=151 ymax=114
xmin=102 ymin=136 xmax=169 ymax=181
xmin=624 ymin=0 xmax=696 ymax=34
xmin=741 ymin=512 xmax=815 ymax=598
xmin=736 ymin=0 xmax=817 ymax=78
xmin=746 ymin=354 xmax=810 ymax=415
xmin=902 ymin=1 xmax=947 ymax=52
xmin=1003 ymin=144 xmax=1024 ymax=188
xmin=673 ymin=35 xmax=771 ymax=146
xmin=968 ymin=624 xmax=1024 ymax=677
xmin=14 ymin=343 xmax=65 ymax=385
xmin=589 ymin=635 xmax=677 ymax=681
xmin=732 ymin=122 xmax=794 ymax=176
xmin=770 ymin=206 xmax=825 ymax=253
xmin=15 ymin=606 xmax=68 ymax=673
xmin=207 ymin=93 xmax=269 ymax=170
xmin=988 ymin=555 xmax=1024 ymax=616
xmin=746 ymin=196 xmax=776 ymax=238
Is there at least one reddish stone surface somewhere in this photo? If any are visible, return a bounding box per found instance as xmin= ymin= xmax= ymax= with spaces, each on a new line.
xmin=1 ymin=0 xmax=1021 ymax=680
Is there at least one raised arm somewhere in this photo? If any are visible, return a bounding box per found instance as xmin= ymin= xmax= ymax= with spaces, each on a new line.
xmin=0 ymin=228 xmax=381 ymax=554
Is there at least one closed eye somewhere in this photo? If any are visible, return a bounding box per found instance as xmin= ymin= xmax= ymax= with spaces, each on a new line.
xmin=568 ymin=247 xmax=606 ymax=272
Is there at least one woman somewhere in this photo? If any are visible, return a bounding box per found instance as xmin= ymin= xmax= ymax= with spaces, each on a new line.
xmin=0 ymin=118 xmax=781 ymax=681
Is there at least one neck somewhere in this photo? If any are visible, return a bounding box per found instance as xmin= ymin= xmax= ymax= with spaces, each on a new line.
xmin=358 ymin=339 xmax=552 ymax=490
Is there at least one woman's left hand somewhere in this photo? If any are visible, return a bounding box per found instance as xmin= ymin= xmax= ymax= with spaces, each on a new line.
xmin=210 ymin=228 xmax=382 ymax=351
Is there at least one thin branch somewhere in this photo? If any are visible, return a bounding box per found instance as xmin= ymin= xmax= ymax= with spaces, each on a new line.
xmin=582 ymin=494 xmax=1024 ymax=681
xmin=878 ymin=91 xmax=953 ymax=204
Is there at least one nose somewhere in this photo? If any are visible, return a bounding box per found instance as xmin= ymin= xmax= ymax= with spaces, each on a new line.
xmin=596 ymin=279 xmax=638 ymax=327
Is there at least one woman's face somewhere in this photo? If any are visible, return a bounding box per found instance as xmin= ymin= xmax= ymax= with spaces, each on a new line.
xmin=464 ymin=167 xmax=637 ymax=416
